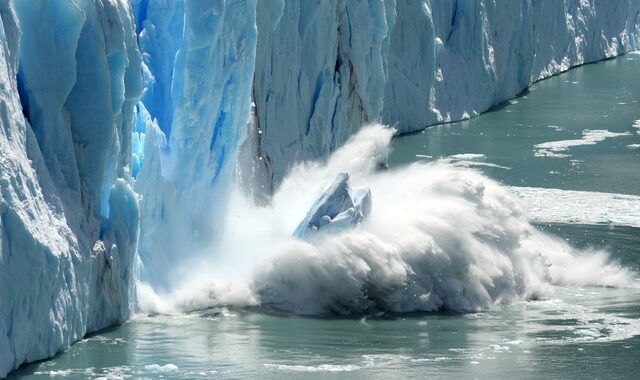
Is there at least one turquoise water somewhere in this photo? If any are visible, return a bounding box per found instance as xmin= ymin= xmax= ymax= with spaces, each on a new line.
xmin=391 ymin=53 xmax=640 ymax=195
xmin=11 ymin=55 xmax=640 ymax=379
xmin=10 ymin=281 xmax=640 ymax=379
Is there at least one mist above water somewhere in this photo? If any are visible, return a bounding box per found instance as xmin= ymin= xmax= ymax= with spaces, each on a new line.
xmin=137 ymin=125 xmax=636 ymax=316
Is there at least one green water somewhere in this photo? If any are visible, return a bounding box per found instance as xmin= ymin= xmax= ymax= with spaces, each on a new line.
xmin=11 ymin=55 xmax=640 ymax=379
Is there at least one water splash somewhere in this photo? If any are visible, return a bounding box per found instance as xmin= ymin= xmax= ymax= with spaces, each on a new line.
xmin=137 ymin=125 xmax=636 ymax=315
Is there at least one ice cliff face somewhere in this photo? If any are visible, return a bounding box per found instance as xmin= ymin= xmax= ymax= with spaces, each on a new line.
xmin=383 ymin=0 xmax=640 ymax=130
xmin=248 ymin=0 xmax=396 ymax=189
xmin=131 ymin=0 xmax=258 ymax=289
xmin=248 ymin=0 xmax=640 ymax=189
xmin=1 ymin=0 xmax=640 ymax=376
xmin=0 ymin=0 xmax=141 ymax=377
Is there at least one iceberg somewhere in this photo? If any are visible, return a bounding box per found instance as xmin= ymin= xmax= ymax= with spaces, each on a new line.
xmin=293 ymin=172 xmax=372 ymax=238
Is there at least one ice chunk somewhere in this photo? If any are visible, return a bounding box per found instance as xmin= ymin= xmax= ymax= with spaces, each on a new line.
xmin=145 ymin=363 xmax=179 ymax=373
xmin=293 ymin=172 xmax=372 ymax=238
xmin=509 ymin=187 xmax=640 ymax=228
xmin=534 ymin=130 xmax=631 ymax=158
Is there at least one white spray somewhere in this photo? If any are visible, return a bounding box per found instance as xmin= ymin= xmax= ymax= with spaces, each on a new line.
xmin=137 ymin=125 xmax=635 ymax=315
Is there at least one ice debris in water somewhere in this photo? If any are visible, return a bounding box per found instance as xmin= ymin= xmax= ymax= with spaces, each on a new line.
xmin=293 ymin=172 xmax=372 ymax=238
xmin=144 ymin=364 xmax=179 ymax=373
xmin=534 ymin=129 xmax=631 ymax=157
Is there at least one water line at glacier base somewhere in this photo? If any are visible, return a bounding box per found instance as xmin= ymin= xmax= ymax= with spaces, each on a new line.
xmin=135 ymin=124 xmax=637 ymax=316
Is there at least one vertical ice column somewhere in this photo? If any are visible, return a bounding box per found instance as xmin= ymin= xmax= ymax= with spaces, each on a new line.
xmin=427 ymin=0 xmax=534 ymax=124
xmin=128 ymin=0 xmax=186 ymax=179
xmin=16 ymin=0 xmax=143 ymax=218
xmin=14 ymin=0 xmax=84 ymax=197
xmin=626 ymin=0 xmax=640 ymax=48
xmin=130 ymin=0 xmax=185 ymax=136
xmin=135 ymin=0 xmax=258 ymax=288
xmin=2 ymin=0 xmax=142 ymax=376
xmin=248 ymin=0 xmax=396 ymax=190
xmin=382 ymin=0 xmax=438 ymax=130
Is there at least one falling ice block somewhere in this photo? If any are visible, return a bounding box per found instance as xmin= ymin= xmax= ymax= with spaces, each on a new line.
xmin=293 ymin=172 xmax=372 ymax=238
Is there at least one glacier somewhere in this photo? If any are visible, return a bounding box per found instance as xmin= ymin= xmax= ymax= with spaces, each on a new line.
xmin=132 ymin=0 xmax=258 ymax=289
xmin=1 ymin=0 xmax=640 ymax=377
xmin=247 ymin=0 xmax=397 ymax=188
xmin=0 ymin=0 xmax=141 ymax=377
xmin=247 ymin=0 xmax=640 ymax=189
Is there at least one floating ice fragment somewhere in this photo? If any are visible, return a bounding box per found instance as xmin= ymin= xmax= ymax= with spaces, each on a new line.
xmin=293 ymin=172 xmax=371 ymax=238
xmin=441 ymin=153 xmax=511 ymax=170
xmin=534 ymin=129 xmax=631 ymax=157
xmin=509 ymin=187 xmax=640 ymax=228
xmin=574 ymin=329 xmax=601 ymax=338
xmin=264 ymin=363 xmax=361 ymax=372
xmin=144 ymin=364 xmax=179 ymax=373
xmin=448 ymin=153 xmax=486 ymax=160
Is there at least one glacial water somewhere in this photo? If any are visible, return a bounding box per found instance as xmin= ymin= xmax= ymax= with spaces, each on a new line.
xmin=391 ymin=53 xmax=640 ymax=195
xmin=11 ymin=55 xmax=640 ymax=379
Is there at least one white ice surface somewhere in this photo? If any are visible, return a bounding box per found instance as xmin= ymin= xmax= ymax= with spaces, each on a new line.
xmin=534 ymin=130 xmax=632 ymax=157
xmin=245 ymin=0 xmax=640 ymax=187
xmin=509 ymin=187 xmax=640 ymax=228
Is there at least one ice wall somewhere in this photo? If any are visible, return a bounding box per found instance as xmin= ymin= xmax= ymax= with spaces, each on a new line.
xmin=133 ymin=0 xmax=258 ymax=289
xmin=383 ymin=0 xmax=640 ymax=130
xmin=248 ymin=0 xmax=396 ymax=188
xmin=0 ymin=0 xmax=141 ymax=376
xmin=248 ymin=0 xmax=640 ymax=189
